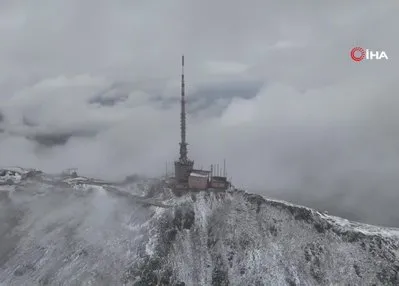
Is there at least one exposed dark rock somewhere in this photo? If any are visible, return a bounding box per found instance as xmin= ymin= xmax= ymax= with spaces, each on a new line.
xmin=159 ymin=268 xmax=173 ymax=285
xmin=24 ymin=170 xmax=43 ymax=179
xmin=361 ymin=241 xmax=367 ymax=250
xmin=173 ymin=205 xmax=195 ymax=230
xmin=212 ymin=255 xmax=229 ymax=286
xmin=123 ymin=256 xmax=163 ymax=285
xmin=269 ymin=225 xmax=278 ymax=236
xmin=13 ymin=264 xmax=35 ymax=276
xmin=239 ymin=234 xmax=251 ymax=250
xmin=354 ymin=264 xmax=362 ymax=277
xmin=207 ymin=225 xmax=219 ymax=249
xmin=38 ymin=274 xmax=51 ymax=285
xmin=376 ymin=266 xmax=398 ymax=285
xmin=244 ymin=194 xmax=265 ymax=214
xmin=335 ymin=229 xmax=367 ymax=243
xmin=314 ymin=222 xmax=325 ymax=233
xmin=285 ymin=277 xmax=297 ymax=286
xmin=304 ymin=242 xmax=327 ymax=284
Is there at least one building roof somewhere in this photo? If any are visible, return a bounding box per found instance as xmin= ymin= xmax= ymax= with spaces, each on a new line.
xmin=192 ymin=169 xmax=210 ymax=175
xmin=190 ymin=172 xmax=209 ymax=178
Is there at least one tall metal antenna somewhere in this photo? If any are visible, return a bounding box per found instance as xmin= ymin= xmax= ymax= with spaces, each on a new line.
xmin=179 ymin=54 xmax=188 ymax=162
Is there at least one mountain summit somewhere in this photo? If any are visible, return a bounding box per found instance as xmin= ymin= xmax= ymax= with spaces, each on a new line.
xmin=0 ymin=168 xmax=398 ymax=285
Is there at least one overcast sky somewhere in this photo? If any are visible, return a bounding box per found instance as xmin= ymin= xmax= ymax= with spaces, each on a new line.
xmin=0 ymin=0 xmax=398 ymax=227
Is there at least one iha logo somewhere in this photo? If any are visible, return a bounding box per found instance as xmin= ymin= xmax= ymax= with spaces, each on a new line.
xmin=350 ymin=47 xmax=388 ymax=62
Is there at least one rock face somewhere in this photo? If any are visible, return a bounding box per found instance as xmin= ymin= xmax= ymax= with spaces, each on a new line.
xmin=0 ymin=168 xmax=398 ymax=285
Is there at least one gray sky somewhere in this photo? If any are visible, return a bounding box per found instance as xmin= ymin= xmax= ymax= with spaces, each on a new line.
xmin=0 ymin=0 xmax=398 ymax=227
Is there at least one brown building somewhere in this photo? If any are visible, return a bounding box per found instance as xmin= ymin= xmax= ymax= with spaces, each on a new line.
xmin=188 ymin=170 xmax=210 ymax=190
xmin=210 ymin=176 xmax=228 ymax=189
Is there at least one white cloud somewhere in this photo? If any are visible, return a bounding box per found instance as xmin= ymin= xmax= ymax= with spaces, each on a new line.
xmin=205 ymin=61 xmax=249 ymax=75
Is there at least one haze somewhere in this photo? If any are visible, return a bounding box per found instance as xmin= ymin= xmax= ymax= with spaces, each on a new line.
xmin=0 ymin=0 xmax=398 ymax=227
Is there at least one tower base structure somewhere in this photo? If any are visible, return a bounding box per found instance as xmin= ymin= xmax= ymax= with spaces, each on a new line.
xmin=174 ymin=160 xmax=194 ymax=184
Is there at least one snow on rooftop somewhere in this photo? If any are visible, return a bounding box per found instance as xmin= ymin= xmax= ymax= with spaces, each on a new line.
xmin=190 ymin=172 xmax=208 ymax=178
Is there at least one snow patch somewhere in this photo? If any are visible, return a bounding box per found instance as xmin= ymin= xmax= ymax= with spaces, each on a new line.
xmin=321 ymin=212 xmax=399 ymax=239
xmin=0 ymin=169 xmax=22 ymax=184
xmin=145 ymin=234 xmax=157 ymax=256
xmin=63 ymin=177 xmax=89 ymax=184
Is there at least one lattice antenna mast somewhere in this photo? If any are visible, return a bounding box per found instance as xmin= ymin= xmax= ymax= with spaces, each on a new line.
xmin=179 ymin=55 xmax=188 ymax=162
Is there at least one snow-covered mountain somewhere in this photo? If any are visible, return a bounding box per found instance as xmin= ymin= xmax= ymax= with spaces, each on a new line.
xmin=0 ymin=168 xmax=398 ymax=285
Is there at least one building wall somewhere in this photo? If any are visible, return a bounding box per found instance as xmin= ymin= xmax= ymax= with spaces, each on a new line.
xmin=175 ymin=160 xmax=194 ymax=182
xmin=210 ymin=180 xmax=227 ymax=189
xmin=188 ymin=175 xmax=208 ymax=189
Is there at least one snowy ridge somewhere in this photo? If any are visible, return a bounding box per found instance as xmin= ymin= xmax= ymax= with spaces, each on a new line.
xmin=264 ymin=196 xmax=399 ymax=240
xmin=0 ymin=168 xmax=398 ymax=285
xmin=136 ymin=191 xmax=399 ymax=285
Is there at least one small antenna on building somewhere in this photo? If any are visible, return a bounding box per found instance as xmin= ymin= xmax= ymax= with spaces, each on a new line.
xmin=223 ymin=159 xmax=226 ymax=177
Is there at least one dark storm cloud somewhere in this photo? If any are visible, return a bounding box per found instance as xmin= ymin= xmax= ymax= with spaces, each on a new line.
xmin=0 ymin=0 xmax=398 ymax=227
xmin=89 ymin=94 xmax=129 ymax=107
xmin=26 ymin=130 xmax=99 ymax=147
xmin=28 ymin=133 xmax=72 ymax=147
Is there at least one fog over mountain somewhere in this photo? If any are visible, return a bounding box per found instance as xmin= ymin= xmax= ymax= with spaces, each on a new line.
xmin=0 ymin=0 xmax=399 ymax=228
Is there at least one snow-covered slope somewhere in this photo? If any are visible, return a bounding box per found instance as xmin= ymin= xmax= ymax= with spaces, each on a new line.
xmin=0 ymin=168 xmax=398 ymax=285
